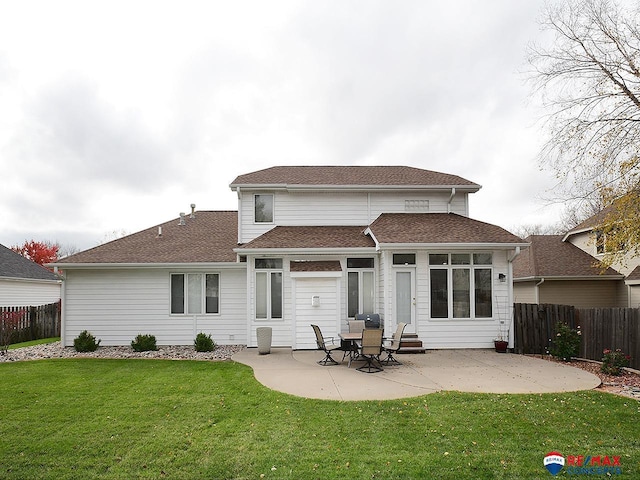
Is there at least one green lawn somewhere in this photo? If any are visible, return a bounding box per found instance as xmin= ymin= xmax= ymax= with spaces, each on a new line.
xmin=0 ymin=359 xmax=638 ymax=479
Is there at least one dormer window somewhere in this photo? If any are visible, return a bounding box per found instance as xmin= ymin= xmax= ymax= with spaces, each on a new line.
xmin=254 ymin=194 xmax=274 ymax=223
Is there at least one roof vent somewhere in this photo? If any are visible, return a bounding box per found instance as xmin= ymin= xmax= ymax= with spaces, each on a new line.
xmin=178 ymin=212 xmax=186 ymax=226
xmin=190 ymin=203 xmax=196 ymax=219
xmin=157 ymin=226 xmax=163 ymax=237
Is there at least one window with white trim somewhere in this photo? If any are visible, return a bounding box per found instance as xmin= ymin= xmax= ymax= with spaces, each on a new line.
xmin=254 ymin=194 xmax=274 ymax=223
xmin=347 ymin=258 xmax=375 ymax=318
xmin=171 ymin=273 xmax=219 ymax=314
xmin=428 ymin=253 xmax=493 ymax=319
xmin=255 ymin=258 xmax=282 ymax=319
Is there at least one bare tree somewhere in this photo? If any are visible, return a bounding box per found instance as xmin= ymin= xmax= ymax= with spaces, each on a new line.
xmin=528 ymin=0 xmax=640 ymax=266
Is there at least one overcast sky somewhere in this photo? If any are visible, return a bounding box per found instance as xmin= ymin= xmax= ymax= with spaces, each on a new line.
xmin=1 ymin=0 xmax=569 ymax=252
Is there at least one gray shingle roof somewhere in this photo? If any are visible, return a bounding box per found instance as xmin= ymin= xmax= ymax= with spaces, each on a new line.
xmin=238 ymin=225 xmax=375 ymax=250
xmin=54 ymin=211 xmax=239 ymax=265
xmin=230 ymin=166 xmax=480 ymax=189
xmin=513 ymin=235 xmax=621 ymax=279
xmin=368 ymin=213 xmax=526 ymax=245
xmin=0 ymin=244 xmax=60 ymax=281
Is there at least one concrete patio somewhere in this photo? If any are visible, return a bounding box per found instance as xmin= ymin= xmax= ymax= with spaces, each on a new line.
xmin=232 ymin=347 xmax=601 ymax=401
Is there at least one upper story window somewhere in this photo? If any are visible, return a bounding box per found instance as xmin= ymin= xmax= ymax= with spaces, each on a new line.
xmin=254 ymin=194 xmax=273 ymax=223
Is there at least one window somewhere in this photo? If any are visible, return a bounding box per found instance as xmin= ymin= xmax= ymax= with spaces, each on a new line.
xmin=254 ymin=194 xmax=273 ymax=223
xmin=428 ymin=253 xmax=493 ymax=319
xmin=171 ymin=273 xmax=219 ymax=314
xmin=255 ymin=258 xmax=282 ymax=319
xmin=347 ymin=258 xmax=375 ymax=317
xmin=393 ymin=253 xmax=416 ymax=265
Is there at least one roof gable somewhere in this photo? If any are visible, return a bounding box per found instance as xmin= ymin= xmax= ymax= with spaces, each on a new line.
xmin=513 ymin=235 xmax=621 ymax=279
xmin=230 ymin=166 xmax=480 ymax=190
xmin=368 ymin=213 xmax=525 ymax=245
xmin=0 ymin=244 xmax=60 ymax=281
xmin=54 ymin=211 xmax=239 ymax=265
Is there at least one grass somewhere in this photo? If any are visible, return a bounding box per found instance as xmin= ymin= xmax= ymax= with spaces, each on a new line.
xmin=8 ymin=337 xmax=60 ymax=350
xmin=0 ymin=359 xmax=638 ymax=479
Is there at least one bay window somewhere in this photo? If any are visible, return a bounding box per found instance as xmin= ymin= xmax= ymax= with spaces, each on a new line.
xmin=429 ymin=253 xmax=493 ymax=319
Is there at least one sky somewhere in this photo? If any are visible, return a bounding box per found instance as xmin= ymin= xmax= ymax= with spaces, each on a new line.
xmin=1 ymin=0 xmax=567 ymax=252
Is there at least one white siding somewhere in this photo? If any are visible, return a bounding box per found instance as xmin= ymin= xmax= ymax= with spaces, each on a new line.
xmin=62 ymin=268 xmax=247 ymax=347
xmin=0 ymin=279 xmax=61 ymax=307
xmin=238 ymin=189 xmax=470 ymax=243
xmin=292 ymin=277 xmax=340 ymax=349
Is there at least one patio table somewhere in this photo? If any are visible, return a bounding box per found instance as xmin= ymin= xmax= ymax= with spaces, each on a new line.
xmin=339 ymin=332 xmax=362 ymax=367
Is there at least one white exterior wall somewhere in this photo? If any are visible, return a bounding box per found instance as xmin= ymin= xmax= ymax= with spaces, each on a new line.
xmin=238 ymin=189 xmax=469 ymax=243
xmin=292 ymin=276 xmax=341 ymax=349
xmin=0 ymin=278 xmax=61 ymax=307
xmin=377 ymin=249 xmax=511 ymax=349
xmin=62 ymin=267 xmax=247 ymax=347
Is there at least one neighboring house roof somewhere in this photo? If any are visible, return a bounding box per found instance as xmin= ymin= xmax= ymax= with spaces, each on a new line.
xmin=513 ymin=235 xmax=622 ymax=280
xmin=0 ymin=244 xmax=60 ymax=281
xmin=237 ymin=225 xmax=375 ymax=251
xmin=367 ymin=213 xmax=526 ymax=246
xmin=626 ymin=266 xmax=640 ymax=282
xmin=563 ymin=204 xmax=615 ymax=240
xmin=53 ymin=211 xmax=238 ymax=265
xmin=230 ymin=166 xmax=480 ymax=191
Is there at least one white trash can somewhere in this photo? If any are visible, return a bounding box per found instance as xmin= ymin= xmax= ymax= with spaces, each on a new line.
xmin=256 ymin=327 xmax=272 ymax=355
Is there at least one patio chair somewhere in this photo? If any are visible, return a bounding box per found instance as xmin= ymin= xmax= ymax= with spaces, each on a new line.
xmin=356 ymin=328 xmax=384 ymax=373
xmin=311 ymin=324 xmax=342 ymax=366
xmin=381 ymin=322 xmax=407 ymax=366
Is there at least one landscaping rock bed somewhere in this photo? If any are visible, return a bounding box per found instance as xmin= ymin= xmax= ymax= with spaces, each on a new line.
xmin=0 ymin=341 xmax=245 ymax=362
xmin=535 ymin=355 xmax=640 ymax=400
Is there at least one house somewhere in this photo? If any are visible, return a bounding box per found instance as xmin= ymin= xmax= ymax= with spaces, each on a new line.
xmin=513 ymin=202 xmax=640 ymax=307
xmin=52 ymin=166 xmax=528 ymax=349
xmin=512 ymin=235 xmax=626 ymax=308
xmin=0 ymin=243 xmax=62 ymax=307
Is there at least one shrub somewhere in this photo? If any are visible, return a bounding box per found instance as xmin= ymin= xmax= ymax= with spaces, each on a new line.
xmin=131 ymin=334 xmax=157 ymax=352
xmin=74 ymin=330 xmax=101 ymax=352
xmin=549 ymin=323 xmax=581 ymax=361
xmin=194 ymin=332 xmax=216 ymax=352
xmin=601 ymin=349 xmax=631 ymax=375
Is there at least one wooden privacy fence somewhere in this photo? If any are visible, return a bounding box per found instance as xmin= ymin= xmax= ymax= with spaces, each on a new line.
xmin=577 ymin=308 xmax=640 ymax=371
xmin=0 ymin=301 xmax=61 ymax=347
xmin=513 ymin=303 xmax=640 ymax=370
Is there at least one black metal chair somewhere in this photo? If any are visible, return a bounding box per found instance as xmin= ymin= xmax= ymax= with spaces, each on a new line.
xmin=381 ymin=322 xmax=407 ymax=365
xmin=356 ymin=328 xmax=384 ymax=373
xmin=311 ymin=324 xmax=342 ymax=366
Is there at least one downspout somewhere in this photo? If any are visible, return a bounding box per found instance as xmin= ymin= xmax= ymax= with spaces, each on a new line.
xmin=447 ymin=187 xmax=456 ymax=213
xmin=237 ymin=188 xmax=243 ymax=244
xmin=535 ymin=278 xmax=545 ymax=304
xmin=507 ymin=247 xmax=521 ymax=348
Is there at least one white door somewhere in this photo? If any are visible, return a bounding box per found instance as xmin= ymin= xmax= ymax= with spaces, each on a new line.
xmin=395 ymin=269 xmax=416 ymax=334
